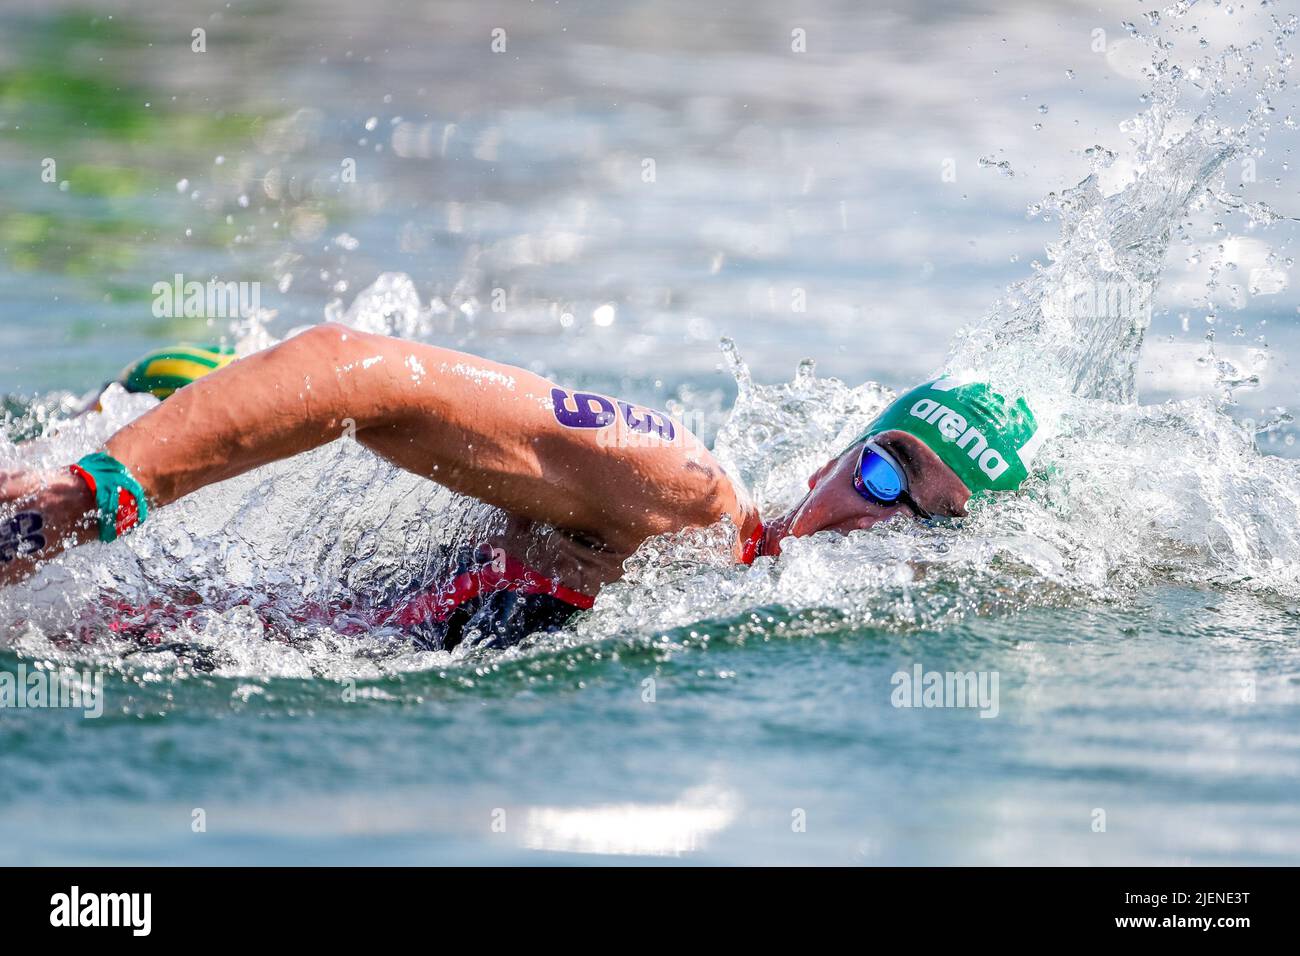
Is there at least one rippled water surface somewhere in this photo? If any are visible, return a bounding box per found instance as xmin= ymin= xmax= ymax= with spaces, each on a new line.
xmin=2 ymin=0 xmax=1299 ymax=864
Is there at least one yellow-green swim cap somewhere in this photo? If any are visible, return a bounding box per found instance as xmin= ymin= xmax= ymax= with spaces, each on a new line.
xmin=116 ymin=343 xmax=235 ymax=399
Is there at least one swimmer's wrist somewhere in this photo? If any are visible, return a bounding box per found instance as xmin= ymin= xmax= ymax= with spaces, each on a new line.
xmin=54 ymin=471 xmax=101 ymax=545
xmin=68 ymin=451 xmax=150 ymax=542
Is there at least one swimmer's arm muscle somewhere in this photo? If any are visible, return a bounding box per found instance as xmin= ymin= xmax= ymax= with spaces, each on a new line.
xmin=0 ymin=325 xmax=744 ymax=584
xmin=111 ymin=325 xmax=742 ymax=551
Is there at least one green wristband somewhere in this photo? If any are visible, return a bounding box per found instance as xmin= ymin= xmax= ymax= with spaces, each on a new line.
xmin=69 ymin=452 xmax=149 ymax=543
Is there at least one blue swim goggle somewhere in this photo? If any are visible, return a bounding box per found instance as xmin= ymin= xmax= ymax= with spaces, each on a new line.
xmin=852 ymin=440 xmax=932 ymax=519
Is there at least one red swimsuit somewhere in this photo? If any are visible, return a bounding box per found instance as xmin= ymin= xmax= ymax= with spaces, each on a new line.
xmin=101 ymin=525 xmax=764 ymax=656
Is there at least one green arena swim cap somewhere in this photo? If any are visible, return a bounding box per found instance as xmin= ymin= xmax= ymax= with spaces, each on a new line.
xmin=853 ymin=377 xmax=1043 ymax=494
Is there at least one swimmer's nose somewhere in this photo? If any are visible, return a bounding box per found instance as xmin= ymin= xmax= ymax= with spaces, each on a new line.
xmin=784 ymin=448 xmax=914 ymax=540
xmin=787 ymin=493 xmax=904 ymax=539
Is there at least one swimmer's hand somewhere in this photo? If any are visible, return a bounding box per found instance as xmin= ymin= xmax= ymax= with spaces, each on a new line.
xmin=0 ymin=470 xmax=96 ymax=586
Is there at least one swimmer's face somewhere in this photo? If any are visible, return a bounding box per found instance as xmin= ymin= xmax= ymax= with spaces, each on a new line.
xmin=768 ymin=431 xmax=970 ymax=555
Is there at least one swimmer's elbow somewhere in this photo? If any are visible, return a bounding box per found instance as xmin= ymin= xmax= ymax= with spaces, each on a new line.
xmin=286 ymin=322 xmax=379 ymax=364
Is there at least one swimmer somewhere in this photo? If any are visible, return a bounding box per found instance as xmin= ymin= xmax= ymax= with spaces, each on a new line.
xmin=0 ymin=326 xmax=1040 ymax=650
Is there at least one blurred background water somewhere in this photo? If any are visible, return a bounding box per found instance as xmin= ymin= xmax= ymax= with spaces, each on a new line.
xmin=1 ymin=0 xmax=1299 ymax=865
xmin=4 ymin=0 xmax=1295 ymax=418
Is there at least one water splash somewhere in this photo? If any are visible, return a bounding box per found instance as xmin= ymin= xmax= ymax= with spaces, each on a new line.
xmin=2 ymin=5 xmax=1298 ymax=684
xmin=551 ymin=5 xmax=1300 ymax=650
xmin=949 ymin=6 xmax=1295 ymax=406
xmin=711 ymin=337 xmax=890 ymax=514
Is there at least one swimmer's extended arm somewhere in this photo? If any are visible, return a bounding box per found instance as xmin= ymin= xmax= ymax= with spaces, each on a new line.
xmin=0 ymin=324 xmax=749 ymax=584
